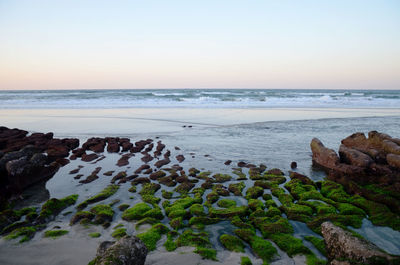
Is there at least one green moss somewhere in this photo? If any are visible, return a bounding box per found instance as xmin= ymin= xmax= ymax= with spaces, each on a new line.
xmin=197 ymin=171 xmax=211 ymax=179
xmin=206 ymin=191 xmax=219 ymax=203
xmin=305 ymin=253 xmax=327 ymax=265
xmin=170 ymin=217 xmax=184 ymax=230
xmin=39 ymin=194 xmax=79 ymax=220
xmin=217 ymin=199 xmax=237 ymax=208
xmin=245 ymin=186 xmax=264 ymax=199
xmin=111 ymin=228 xmax=127 ymax=239
xmin=89 ymin=232 xmax=101 ymax=238
xmin=164 ymin=232 xmax=178 ymax=251
xmin=176 ymin=229 xmax=211 ymax=248
xmin=304 ymin=236 xmax=327 ymax=257
xmin=306 ymin=213 xmax=363 ymax=233
xmin=168 ymin=208 xmax=187 ymax=219
xmin=194 ymin=247 xmax=217 ymax=260
xmin=299 ymin=201 xmax=336 ymax=215
xmin=234 ymin=228 xmax=256 ymax=242
xmin=263 ymin=173 xmax=286 ymax=184
xmin=320 ymin=181 xmax=350 ymax=203
xmin=213 ymin=173 xmax=232 ymax=183
xmin=141 ymin=194 xmax=161 ymax=205
xmin=44 ymin=229 xmax=69 ymax=239
xmin=128 ymin=186 xmax=136 ymax=193
xmin=253 ymin=216 xmax=293 ymax=237
xmin=77 ymin=185 xmax=119 ymax=210
xmin=228 ymin=182 xmax=246 ymax=196
xmin=137 ymin=224 xmax=169 ymax=251
xmin=122 ymin=203 xmax=163 ymax=221
xmin=189 ymin=217 xmax=221 ymax=227
xmin=248 ymin=199 xmax=265 ymax=211
xmin=162 ymin=190 xmax=173 ymax=199
xmin=70 ymin=211 xmax=95 ymax=225
xmin=15 ymin=207 xmax=37 ymax=217
xmin=189 ymin=204 xmax=205 ymax=216
xmin=139 ymin=183 xmax=161 ymax=196
xmin=90 ymin=204 xmax=114 ymax=224
xmin=135 ymin=217 xmax=160 ymax=229
xmin=337 ymin=203 xmax=365 ymax=216
xmin=251 ymin=236 xmax=277 ymax=263
xmin=231 ymin=216 xmax=255 ymax=230
xmin=209 ymin=206 xmax=248 ymax=218
xmin=264 ymin=199 xmax=277 ymax=208
xmin=5 ymin=226 xmax=37 ymax=243
xmin=241 ymin=256 xmax=252 ymax=265
xmin=269 ymin=233 xmax=311 ymax=257
xmin=219 ymin=234 xmax=244 ymax=252
xmin=282 ymin=204 xmax=313 ymax=223
xmin=265 ymin=207 xmax=281 ymax=217
xmin=118 ymin=203 xmax=129 ymax=211
xmin=232 ymin=169 xmax=247 ymax=180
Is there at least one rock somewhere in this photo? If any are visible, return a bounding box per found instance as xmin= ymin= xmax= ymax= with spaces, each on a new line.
xmin=82 ymin=153 xmax=99 ymax=162
xmin=338 ymin=145 xmax=374 ymax=168
xmin=135 ymin=164 xmax=150 ymax=174
xmin=107 ymin=142 xmax=120 ymax=153
xmin=311 ymin=138 xmax=340 ymax=169
xmin=141 ymin=153 xmax=153 ymax=163
xmin=224 ymin=160 xmax=232 ymax=165
xmin=237 ymin=161 xmax=247 ymax=167
xmin=117 ymin=154 xmax=132 ymax=167
xmin=289 ymin=171 xmax=314 ymax=186
xmin=91 ymin=236 xmax=148 ymax=265
xmin=46 ymin=145 xmax=70 ymax=161
xmin=387 ymin=154 xmax=400 ymax=169
xmin=382 ymin=140 xmax=400 ymax=155
xmin=154 ymin=158 xmax=170 ymax=168
xmin=290 ymin=161 xmax=297 ymax=169
xmin=321 ymin=222 xmax=397 ymax=265
xmin=176 ymin=155 xmax=185 ymax=163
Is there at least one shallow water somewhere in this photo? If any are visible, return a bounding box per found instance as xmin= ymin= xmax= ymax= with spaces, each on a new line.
xmin=2 ymin=107 xmax=400 ymax=264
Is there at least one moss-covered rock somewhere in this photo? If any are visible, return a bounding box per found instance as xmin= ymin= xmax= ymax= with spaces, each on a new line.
xmin=245 ymin=186 xmax=263 ymax=199
xmin=5 ymin=226 xmax=37 ymax=243
xmin=219 ymin=234 xmax=244 ymax=252
xmin=269 ymin=233 xmax=311 ymax=257
xmin=139 ymin=183 xmax=161 ymax=196
xmin=248 ymin=199 xmax=264 ymax=211
xmin=194 ymin=247 xmax=217 ymax=260
xmin=253 ymin=216 xmax=293 ymax=237
xmin=217 ymin=199 xmax=236 ymax=208
xmin=265 ymin=206 xmax=281 ymax=217
xmin=228 ymin=182 xmax=246 ymax=196
xmin=170 ymin=217 xmax=184 ymax=230
xmin=189 ymin=217 xmax=221 ymax=227
xmin=44 ymin=229 xmax=69 ymax=239
xmin=122 ymin=203 xmax=163 ymax=221
xmin=176 ymin=229 xmax=211 ymax=248
xmin=77 ymin=185 xmax=118 ymax=210
xmin=304 ymin=235 xmax=327 ymax=257
xmin=206 ymin=191 xmax=219 ymax=204
xmin=162 ymin=190 xmax=173 ymax=199
xmin=241 ymin=256 xmax=252 ymax=265
xmin=209 ymin=206 xmax=248 ymax=218
xmin=212 ymin=174 xmax=232 ymax=183
xmin=70 ymin=211 xmax=95 ymax=225
xmin=164 ymin=231 xmax=178 ymax=251
xmin=135 ymin=217 xmax=161 ymax=229
xmin=232 ymin=169 xmax=247 ymax=180
xmin=111 ymin=227 xmax=127 ymax=239
xmin=89 ymin=232 xmax=101 ymax=238
xmin=189 ymin=204 xmax=205 ymax=216
xmin=137 ymin=223 xmax=169 ymax=251
xmin=90 ymin=204 xmax=114 ymax=224
xmin=39 ymin=194 xmax=78 ymax=221
xmin=118 ymin=204 xmax=130 ymax=211
xmin=231 ymin=216 xmax=254 ymax=230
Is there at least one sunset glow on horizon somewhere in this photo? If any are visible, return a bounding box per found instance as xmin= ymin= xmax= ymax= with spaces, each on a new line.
xmin=0 ymin=0 xmax=399 ymax=90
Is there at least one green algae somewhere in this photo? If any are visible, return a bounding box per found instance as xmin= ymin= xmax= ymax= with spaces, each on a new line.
xmin=228 ymin=182 xmax=246 ymax=196
xmin=39 ymin=194 xmax=78 ymax=220
xmin=189 ymin=216 xmax=221 ymax=228
xmin=44 ymin=229 xmax=69 ymax=239
xmin=245 ymin=186 xmax=264 ymax=199
xmin=219 ymin=234 xmax=244 ymax=252
xmin=231 ymin=216 xmax=255 ymax=230
xmin=189 ymin=204 xmax=205 ymax=216
xmin=304 ymin=236 xmax=327 ymax=257
xmin=170 ymin=217 xmax=184 ymax=230
xmin=269 ymin=233 xmax=311 ymax=257
xmin=90 ymin=204 xmax=114 ymax=224
xmin=89 ymin=232 xmax=101 ymax=238
xmin=77 ymin=185 xmax=119 ymax=210
xmin=111 ymin=227 xmax=127 ymax=239
xmin=5 ymin=226 xmax=36 ymax=243
xmin=232 ymin=169 xmax=247 ymax=180
xmin=235 ymin=229 xmax=277 ymax=264
xmin=213 ymin=173 xmax=232 ymax=183
xmin=135 ymin=217 xmax=160 ymax=229
xmin=253 ymin=216 xmax=293 ymax=237
xmin=265 ymin=207 xmax=281 ymax=217
xmin=122 ymin=203 xmax=163 ymax=221
xmin=137 ymin=223 xmax=169 ymax=251
xmin=139 ymin=183 xmax=161 ymax=196
xmin=194 ymin=247 xmax=217 ymax=260
xmin=209 ymin=206 xmax=248 ymax=218
xmin=164 ymin=231 xmax=178 ymax=251
xmin=206 ymin=191 xmax=219 ymax=203
xmin=248 ymin=199 xmax=265 ymax=211
xmin=176 ymin=229 xmax=211 ymax=248
xmin=118 ymin=203 xmax=129 ymax=211
xmin=217 ymin=199 xmax=237 ymax=208
xmin=70 ymin=211 xmax=95 ymax=225
xmin=162 ymin=190 xmax=173 ymax=199
xmin=241 ymin=256 xmax=252 ymax=265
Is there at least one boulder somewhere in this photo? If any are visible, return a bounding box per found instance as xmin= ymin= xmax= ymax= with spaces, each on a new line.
xmin=91 ymin=236 xmax=148 ymax=265
xmin=338 ymin=145 xmax=374 ymax=168
xmin=310 ymin=138 xmax=340 ymax=169
xmin=321 ymin=222 xmax=398 ymax=265
xmin=387 ymin=154 xmax=400 ymax=169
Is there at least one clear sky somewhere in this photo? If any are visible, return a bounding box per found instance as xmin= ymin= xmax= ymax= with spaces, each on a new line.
xmin=0 ymin=0 xmax=399 ymax=90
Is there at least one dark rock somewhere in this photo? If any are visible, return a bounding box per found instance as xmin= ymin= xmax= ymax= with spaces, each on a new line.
xmin=135 ymin=164 xmax=150 ymax=174
xmin=224 ymin=160 xmax=232 ymax=165
xmin=311 ymin=138 xmax=340 ymax=169
xmin=339 ymin=145 xmax=374 ymax=168
xmin=266 ymin=168 xmax=283 ymax=176
xmin=176 ymin=155 xmax=185 ymax=163
xmin=174 ymin=146 xmax=180 ymax=150
xmin=81 ymin=153 xmax=99 ymax=162
xmin=290 ymin=161 xmax=297 ymax=169
xmin=237 ymin=161 xmax=247 ymax=167
xmin=117 ymin=154 xmax=132 ymax=167
xmin=79 ymin=167 xmax=101 ymax=184
xmin=289 ymin=171 xmax=314 ymax=186
xmin=141 ymin=153 xmax=153 ymax=163
xmin=111 ymin=172 xmax=127 ymax=184
xmin=321 ymin=222 xmax=397 ymax=265
xmin=91 ymin=236 xmax=148 ymax=265
xmin=132 ymin=177 xmax=150 ymax=185
xmin=163 ymin=150 xmax=171 ymax=158
xmin=107 ymin=142 xmax=120 ymax=153
xmin=154 ymin=158 xmax=170 ymax=168
xmin=387 ymin=154 xmax=400 ymax=169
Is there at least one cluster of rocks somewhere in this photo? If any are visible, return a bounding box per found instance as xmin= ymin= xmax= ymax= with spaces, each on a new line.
xmin=311 ymin=131 xmax=400 ymax=211
xmin=0 ymin=127 xmax=79 ymax=208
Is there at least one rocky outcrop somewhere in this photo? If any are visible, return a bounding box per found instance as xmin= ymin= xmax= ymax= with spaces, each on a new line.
xmin=321 ymin=222 xmax=399 ymax=265
xmin=91 ymin=236 xmax=148 ymax=265
xmin=0 ymin=127 xmax=79 ymax=209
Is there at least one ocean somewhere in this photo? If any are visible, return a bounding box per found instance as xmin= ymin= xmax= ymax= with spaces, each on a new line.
xmin=0 ymin=89 xmax=399 ymax=109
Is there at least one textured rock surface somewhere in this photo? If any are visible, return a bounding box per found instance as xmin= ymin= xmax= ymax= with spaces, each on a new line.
xmin=92 ymin=236 xmax=148 ymax=265
xmin=321 ymin=222 xmax=397 ymax=265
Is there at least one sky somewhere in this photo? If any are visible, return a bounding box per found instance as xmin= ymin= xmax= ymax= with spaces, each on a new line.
xmin=0 ymin=0 xmax=399 ymax=90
